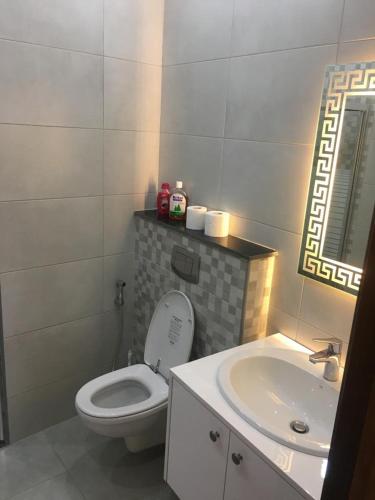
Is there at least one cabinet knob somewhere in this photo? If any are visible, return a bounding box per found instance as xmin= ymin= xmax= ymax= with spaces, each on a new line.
xmin=232 ymin=453 xmax=243 ymax=466
xmin=209 ymin=430 xmax=220 ymax=442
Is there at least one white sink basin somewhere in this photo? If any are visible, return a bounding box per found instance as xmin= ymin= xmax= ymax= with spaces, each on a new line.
xmin=217 ymin=347 xmax=340 ymax=457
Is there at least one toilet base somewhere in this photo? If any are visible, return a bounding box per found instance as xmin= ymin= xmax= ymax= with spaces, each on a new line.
xmin=125 ymin=414 xmax=167 ymax=452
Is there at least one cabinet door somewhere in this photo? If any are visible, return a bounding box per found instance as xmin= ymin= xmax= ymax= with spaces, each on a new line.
xmin=166 ymin=380 xmax=230 ymax=500
xmin=224 ymin=433 xmax=304 ymax=500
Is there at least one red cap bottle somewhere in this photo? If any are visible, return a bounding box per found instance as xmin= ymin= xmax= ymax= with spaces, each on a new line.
xmin=157 ymin=182 xmax=170 ymax=218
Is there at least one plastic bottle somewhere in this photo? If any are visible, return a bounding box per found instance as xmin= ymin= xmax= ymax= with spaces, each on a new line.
xmin=169 ymin=181 xmax=188 ymax=221
xmin=157 ymin=182 xmax=170 ymax=218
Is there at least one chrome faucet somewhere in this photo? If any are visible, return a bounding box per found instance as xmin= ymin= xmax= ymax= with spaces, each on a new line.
xmin=309 ymin=338 xmax=342 ymax=382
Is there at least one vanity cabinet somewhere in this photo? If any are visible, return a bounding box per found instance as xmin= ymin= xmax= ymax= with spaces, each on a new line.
xmin=166 ymin=380 xmax=305 ymax=500
xmin=167 ymin=378 xmax=229 ymax=499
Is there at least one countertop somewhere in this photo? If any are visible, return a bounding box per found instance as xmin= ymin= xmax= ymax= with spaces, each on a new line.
xmin=134 ymin=210 xmax=276 ymax=261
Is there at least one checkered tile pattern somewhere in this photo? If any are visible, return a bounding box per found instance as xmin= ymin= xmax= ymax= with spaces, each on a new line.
xmin=134 ymin=216 xmax=274 ymax=360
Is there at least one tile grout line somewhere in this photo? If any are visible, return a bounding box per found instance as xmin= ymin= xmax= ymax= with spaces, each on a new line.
xmin=0 ymin=35 xmax=161 ymax=67
xmin=336 ymin=0 xmax=348 ymax=63
xmin=162 ymin=42 xmax=338 ymax=67
xmin=0 ymin=191 xmax=157 ymax=204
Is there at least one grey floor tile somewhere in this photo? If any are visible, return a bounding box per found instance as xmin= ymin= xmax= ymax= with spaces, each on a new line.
xmin=68 ymin=439 xmax=177 ymax=500
xmin=8 ymin=473 xmax=84 ymax=500
xmin=43 ymin=417 xmax=109 ymax=470
xmin=0 ymin=432 xmax=65 ymax=500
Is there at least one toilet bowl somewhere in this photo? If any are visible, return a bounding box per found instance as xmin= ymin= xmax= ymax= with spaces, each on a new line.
xmin=75 ymin=290 xmax=194 ymax=452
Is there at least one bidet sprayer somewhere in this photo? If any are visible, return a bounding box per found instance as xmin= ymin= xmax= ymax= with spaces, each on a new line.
xmin=114 ymin=280 xmax=126 ymax=307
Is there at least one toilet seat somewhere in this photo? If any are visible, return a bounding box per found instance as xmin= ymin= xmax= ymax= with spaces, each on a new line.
xmin=76 ymin=364 xmax=168 ymax=419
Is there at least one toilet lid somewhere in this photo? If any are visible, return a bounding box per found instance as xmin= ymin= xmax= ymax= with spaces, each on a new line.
xmin=144 ymin=290 xmax=194 ymax=379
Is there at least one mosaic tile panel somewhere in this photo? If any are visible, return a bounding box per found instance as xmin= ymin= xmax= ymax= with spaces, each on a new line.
xmin=134 ymin=216 xmax=274 ymax=361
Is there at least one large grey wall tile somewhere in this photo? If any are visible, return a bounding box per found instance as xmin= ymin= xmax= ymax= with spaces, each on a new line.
xmin=231 ymin=0 xmax=343 ymax=56
xmin=161 ymin=60 xmax=228 ymax=137
xmin=0 ymin=125 xmax=103 ymax=201
xmin=337 ymin=39 xmax=375 ymax=64
xmin=104 ymin=0 xmax=163 ymax=64
xmin=299 ymin=279 xmax=356 ymax=343
xmin=4 ymin=315 xmax=112 ymax=397
xmin=220 ymin=140 xmax=312 ymax=233
xmin=1 ymin=258 xmax=103 ymax=337
xmin=104 ymin=57 xmax=162 ymax=131
xmin=0 ymin=0 xmax=103 ymax=54
xmin=0 ymin=432 xmax=64 ymax=500
xmin=230 ymin=216 xmax=303 ymax=317
xmin=340 ymin=0 xmax=375 ymax=42
xmin=0 ymin=197 xmax=103 ymax=272
xmin=7 ymin=370 xmax=99 ymax=441
xmin=268 ymin=306 xmax=298 ymax=341
xmin=225 ymin=45 xmax=336 ymax=144
xmin=163 ymin=0 xmax=233 ymax=65
xmin=0 ymin=40 xmax=103 ymax=127
xmin=104 ymin=131 xmax=159 ymax=195
xmin=159 ymin=133 xmax=223 ymax=208
xmin=104 ymin=194 xmax=153 ymax=256
xmin=103 ymin=253 xmax=135 ymax=312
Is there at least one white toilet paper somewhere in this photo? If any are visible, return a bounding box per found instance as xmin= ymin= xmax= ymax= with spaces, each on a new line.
xmin=204 ymin=211 xmax=230 ymax=238
xmin=186 ymin=206 xmax=207 ymax=230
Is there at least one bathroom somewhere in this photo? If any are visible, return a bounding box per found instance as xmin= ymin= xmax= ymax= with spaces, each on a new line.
xmin=0 ymin=0 xmax=374 ymax=499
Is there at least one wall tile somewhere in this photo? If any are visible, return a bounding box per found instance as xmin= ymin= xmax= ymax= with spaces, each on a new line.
xmin=1 ymin=258 xmax=103 ymax=337
xmin=104 ymin=0 xmax=163 ymax=64
xmin=231 ymin=0 xmax=343 ymax=56
xmin=220 ymin=139 xmax=312 ymax=233
xmin=225 ymin=45 xmax=336 ymax=144
xmin=0 ymin=0 xmax=103 ymax=54
xmin=159 ymin=133 xmax=223 ymax=208
xmin=340 ymin=0 xmax=375 ymax=42
xmin=7 ymin=369 xmax=101 ymax=441
xmin=268 ymin=306 xmax=298 ymax=341
xmin=103 ymin=253 xmax=135 ymax=312
xmin=0 ymin=125 xmax=103 ymax=201
xmin=104 ymin=57 xmax=162 ymax=131
xmin=163 ymin=0 xmax=233 ymax=65
xmin=4 ymin=315 xmax=113 ymax=397
xmin=0 ymin=197 xmax=103 ymax=272
xmin=299 ymin=279 xmax=356 ymax=343
xmin=230 ymin=216 xmax=303 ymax=317
xmin=104 ymin=131 xmax=159 ymax=195
xmin=104 ymin=194 xmax=154 ymax=256
xmin=0 ymin=40 xmax=103 ymax=127
xmin=161 ymin=60 xmax=228 ymax=137
xmin=337 ymin=39 xmax=375 ymax=64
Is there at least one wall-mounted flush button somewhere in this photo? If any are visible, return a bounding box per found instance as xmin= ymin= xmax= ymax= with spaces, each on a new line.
xmin=171 ymin=245 xmax=200 ymax=284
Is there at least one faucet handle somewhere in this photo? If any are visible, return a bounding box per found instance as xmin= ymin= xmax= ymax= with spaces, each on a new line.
xmin=312 ymin=337 xmax=342 ymax=354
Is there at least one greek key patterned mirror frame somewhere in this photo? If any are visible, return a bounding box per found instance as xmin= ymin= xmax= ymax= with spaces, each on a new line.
xmin=299 ymin=61 xmax=375 ymax=296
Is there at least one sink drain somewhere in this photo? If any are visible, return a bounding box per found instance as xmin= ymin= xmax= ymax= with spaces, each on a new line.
xmin=290 ymin=420 xmax=309 ymax=434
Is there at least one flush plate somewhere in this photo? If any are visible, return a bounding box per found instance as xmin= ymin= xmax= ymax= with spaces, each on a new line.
xmin=171 ymin=245 xmax=200 ymax=284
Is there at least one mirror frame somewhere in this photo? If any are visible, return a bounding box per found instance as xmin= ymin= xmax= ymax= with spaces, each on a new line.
xmin=299 ymin=61 xmax=375 ymax=296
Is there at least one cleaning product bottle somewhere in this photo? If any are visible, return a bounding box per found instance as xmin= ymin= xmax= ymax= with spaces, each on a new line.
xmin=169 ymin=181 xmax=188 ymax=221
xmin=157 ymin=182 xmax=170 ymax=218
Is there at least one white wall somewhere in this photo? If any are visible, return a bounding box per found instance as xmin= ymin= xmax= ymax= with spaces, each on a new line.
xmin=0 ymin=0 xmax=164 ymax=440
xmin=160 ymin=0 xmax=375 ymax=362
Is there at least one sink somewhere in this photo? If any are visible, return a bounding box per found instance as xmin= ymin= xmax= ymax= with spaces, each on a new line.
xmin=217 ymin=347 xmax=340 ymax=457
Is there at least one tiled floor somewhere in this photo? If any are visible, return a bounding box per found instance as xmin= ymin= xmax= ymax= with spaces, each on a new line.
xmin=0 ymin=417 xmax=178 ymax=500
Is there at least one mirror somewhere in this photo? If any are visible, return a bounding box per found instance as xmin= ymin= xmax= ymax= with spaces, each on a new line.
xmin=299 ymin=62 xmax=375 ymax=295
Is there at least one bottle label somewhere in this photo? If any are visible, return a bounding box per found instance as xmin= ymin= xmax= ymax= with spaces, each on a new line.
xmin=170 ymin=194 xmax=186 ymax=216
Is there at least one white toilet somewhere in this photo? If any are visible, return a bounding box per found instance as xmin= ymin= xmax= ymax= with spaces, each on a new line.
xmin=75 ymin=290 xmax=194 ymax=452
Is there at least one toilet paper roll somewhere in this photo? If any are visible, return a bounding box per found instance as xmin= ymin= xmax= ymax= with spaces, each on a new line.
xmin=186 ymin=205 xmax=207 ymax=230
xmin=204 ymin=211 xmax=230 ymax=238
